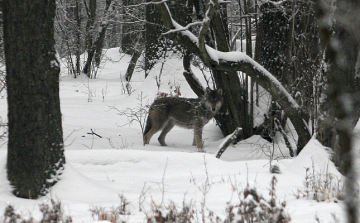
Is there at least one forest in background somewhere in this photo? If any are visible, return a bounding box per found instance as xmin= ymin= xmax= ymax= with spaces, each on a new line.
xmin=51 ymin=0 xmax=360 ymax=169
xmin=0 ymin=0 xmax=359 ymax=221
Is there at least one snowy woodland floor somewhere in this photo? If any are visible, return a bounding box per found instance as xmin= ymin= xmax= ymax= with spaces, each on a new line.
xmin=0 ymin=48 xmax=359 ymax=222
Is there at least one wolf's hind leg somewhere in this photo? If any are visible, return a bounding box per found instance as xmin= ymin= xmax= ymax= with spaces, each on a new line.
xmin=144 ymin=118 xmax=163 ymax=145
xmin=158 ymin=121 xmax=174 ymax=146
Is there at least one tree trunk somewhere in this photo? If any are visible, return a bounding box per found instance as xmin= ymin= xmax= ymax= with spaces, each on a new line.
xmin=211 ymin=8 xmax=245 ymax=136
xmin=94 ymin=24 xmax=106 ymax=67
xmin=145 ymin=0 xmax=165 ymax=77
xmin=257 ymin=0 xmax=320 ymax=128
xmin=316 ymin=0 xmax=360 ymax=221
xmin=94 ymin=0 xmax=112 ymax=67
xmin=83 ymin=22 xmax=109 ymax=78
xmin=83 ymin=0 xmax=97 ymax=77
xmin=122 ymin=0 xmax=143 ymax=55
xmin=125 ymin=49 xmax=142 ymax=82
xmin=3 ymin=0 xmax=65 ymax=199
xmin=83 ymin=0 xmax=112 ymax=78
xmin=75 ymin=0 xmax=82 ymax=77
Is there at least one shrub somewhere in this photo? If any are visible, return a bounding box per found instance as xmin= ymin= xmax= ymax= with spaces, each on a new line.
xmin=90 ymin=194 xmax=130 ymax=223
xmin=39 ymin=199 xmax=72 ymax=223
xmin=224 ymin=176 xmax=291 ymax=223
xmin=146 ymin=201 xmax=195 ymax=223
xmin=3 ymin=199 xmax=71 ymax=223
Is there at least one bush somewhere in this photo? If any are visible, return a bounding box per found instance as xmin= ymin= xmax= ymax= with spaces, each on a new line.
xmin=3 ymin=199 xmax=72 ymax=223
xmin=146 ymin=201 xmax=196 ymax=223
xmin=224 ymin=176 xmax=291 ymax=223
xmin=89 ymin=194 xmax=130 ymax=223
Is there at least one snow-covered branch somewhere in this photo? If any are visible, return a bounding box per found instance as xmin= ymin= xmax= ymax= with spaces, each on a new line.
xmin=216 ymin=127 xmax=243 ymax=158
xmin=121 ymin=0 xmax=169 ymax=8
xmin=162 ymin=21 xmax=203 ymax=36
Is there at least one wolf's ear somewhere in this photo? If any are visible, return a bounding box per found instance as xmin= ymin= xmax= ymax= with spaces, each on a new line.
xmin=205 ymin=87 xmax=211 ymax=95
xmin=217 ymin=88 xmax=223 ymax=96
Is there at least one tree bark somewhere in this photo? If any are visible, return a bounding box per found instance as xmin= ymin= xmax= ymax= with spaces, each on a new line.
xmin=3 ymin=0 xmax=65 ymax=198
xmin=125 ymin=49 xmax=142 ymax=82
xmin=182 ymin=50 xmax=205 ymax=97
xmin=75 ymin=0 xmax=81 ymax=77
xmin=154 ymin=0 xmax=311 ymax=153
xmin=83 ymin=0 xmax=97 ymax=77
xmin=145 ymin=0 xmax=167 ymax=77
xmin=315 ymin=0 xmax=359 ymax=221
xmin=210 ymin=6 xmax=246 ymax=136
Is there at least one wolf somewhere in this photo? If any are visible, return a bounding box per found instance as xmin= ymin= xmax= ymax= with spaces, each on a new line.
xmin=143 ymin=87 xmax=223 ymax=149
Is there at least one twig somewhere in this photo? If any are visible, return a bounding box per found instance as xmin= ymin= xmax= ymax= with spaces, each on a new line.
xmin=160 ymin=158 xmax=168 ymax=207
xmin=139 ymin=182 xmax=151 ymax=212
xmin=64 ymin=128 xmax=82 ymax=147
xmin=87 ymin=128 xmax=102 ymax=138
xmin=199 ymin=156 xmax=211 ymax=223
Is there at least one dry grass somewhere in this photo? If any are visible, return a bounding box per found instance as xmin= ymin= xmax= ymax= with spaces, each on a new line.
xmin=89 ymin=194 xmax=130 ymax=223
xmin=3 ymin=199 xmax=72 ymax=223
xmin=294 ymin=164 xmax=350 ymax=202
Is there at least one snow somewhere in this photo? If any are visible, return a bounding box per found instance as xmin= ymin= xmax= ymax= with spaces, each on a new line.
xmin=0 ymin=47 xmax=357 ymax=222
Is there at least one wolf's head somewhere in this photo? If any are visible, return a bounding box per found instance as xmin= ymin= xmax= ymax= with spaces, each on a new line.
xmin=203 ymin=87 xmax=223 ymax=113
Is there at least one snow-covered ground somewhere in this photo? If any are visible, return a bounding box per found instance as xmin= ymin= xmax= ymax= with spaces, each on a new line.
xmin=0 ymin=47 xmax=358 ymax=222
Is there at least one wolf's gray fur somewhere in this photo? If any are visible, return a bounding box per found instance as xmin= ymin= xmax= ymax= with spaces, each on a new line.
xmin=143 ymin=88 xmax=223 ymax=148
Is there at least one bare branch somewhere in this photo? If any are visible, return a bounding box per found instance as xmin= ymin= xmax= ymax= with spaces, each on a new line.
xmin=198 ymin=0 xmax=219 ymax=63
xmin=162 ymin=21 xmax=203 ymax=36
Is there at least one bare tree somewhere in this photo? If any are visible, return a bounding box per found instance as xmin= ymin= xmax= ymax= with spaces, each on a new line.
xmin=56 ymin=0 xmax=114 ymax=79
xmin=83 ymin=0 xmax=113 ymax=78
xmin=55 ymin=0 xmax=83 ymax=78
xmin=123 ymin=0 xmax=145 ymax=81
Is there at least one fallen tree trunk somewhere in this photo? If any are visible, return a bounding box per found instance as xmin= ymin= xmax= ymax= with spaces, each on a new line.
xmin=216 ymin=127 xmax=243 ymax=158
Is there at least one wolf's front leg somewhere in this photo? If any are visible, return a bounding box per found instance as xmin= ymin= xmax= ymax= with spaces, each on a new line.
xmin=194 ymin=126 xmax=203 ymax=149
xmin=192 ymin=136 xmax=196 ymax=146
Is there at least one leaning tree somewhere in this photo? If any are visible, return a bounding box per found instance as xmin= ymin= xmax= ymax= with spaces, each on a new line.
xmin=152 ymin=0 xmax=311 ymax=153
xmin=3 ymin=0 xmax=65 ymax=198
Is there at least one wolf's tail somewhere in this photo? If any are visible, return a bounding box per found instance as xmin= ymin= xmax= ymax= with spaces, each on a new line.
xmin=143 ymin=114 xmax=152 ymax=136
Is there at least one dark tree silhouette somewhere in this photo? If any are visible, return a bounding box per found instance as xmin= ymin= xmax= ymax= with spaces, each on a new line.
xmin=316 ymin=0 xmax=359 ymax=221
xmin=3 ymin=0 xmax=65 ymax=199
